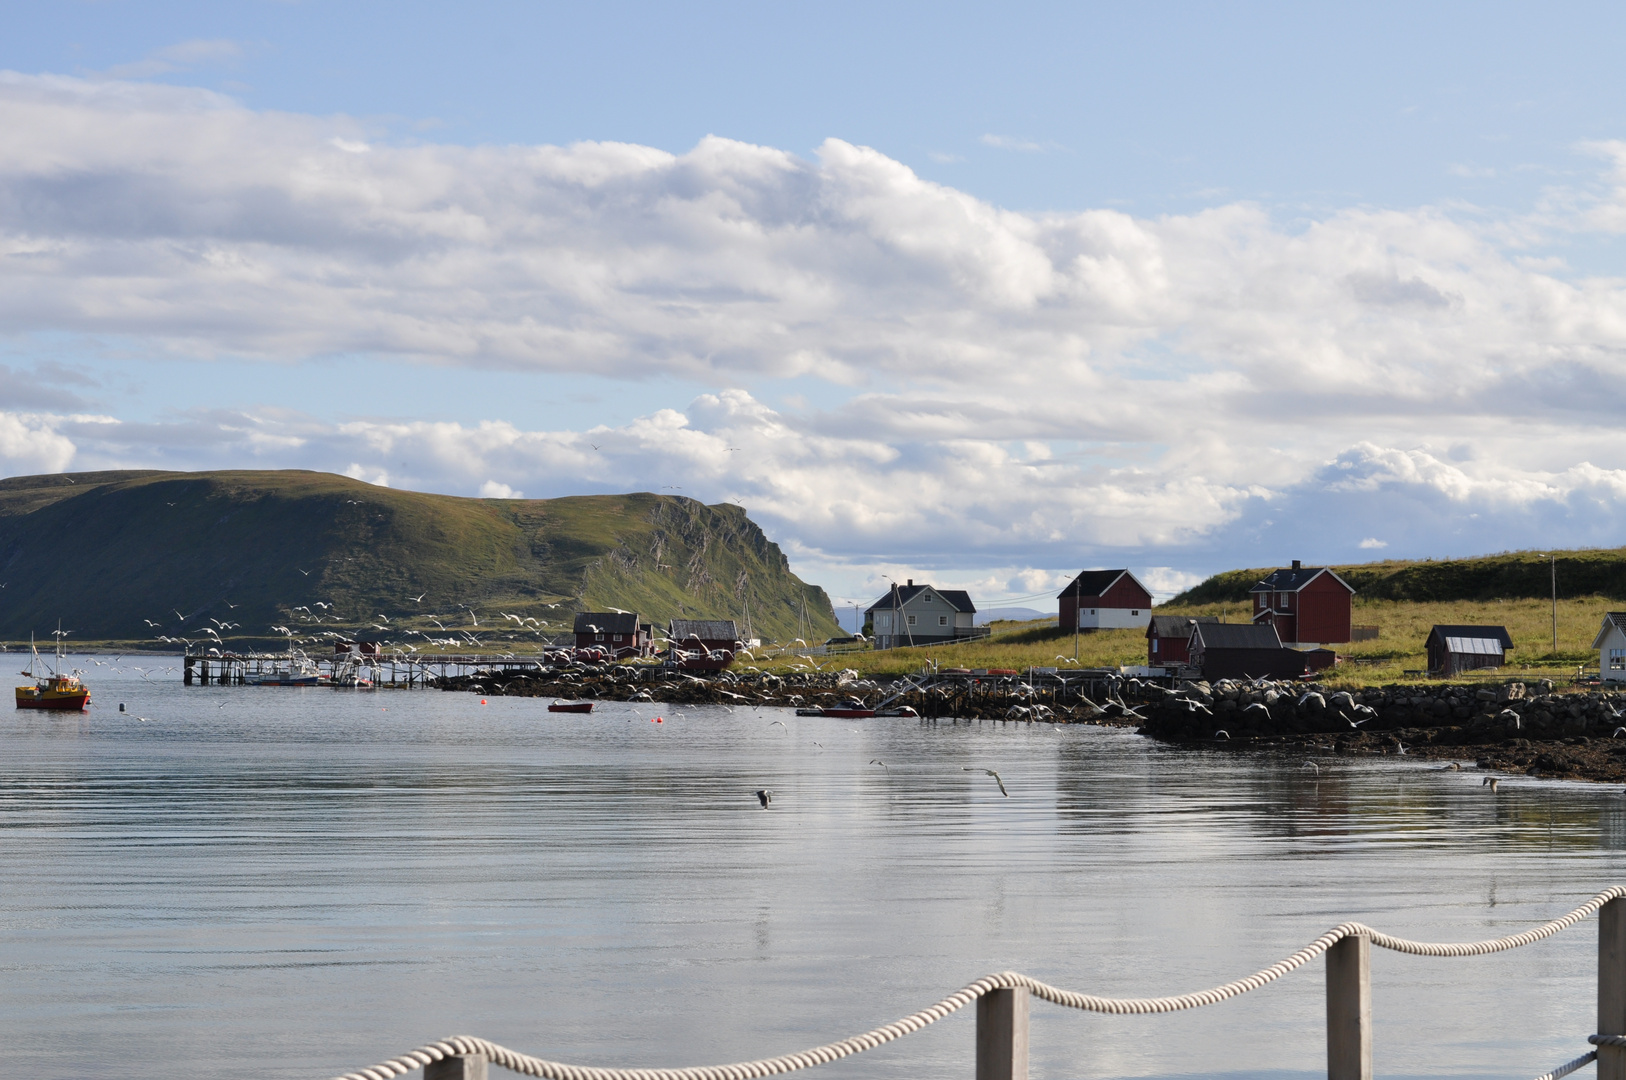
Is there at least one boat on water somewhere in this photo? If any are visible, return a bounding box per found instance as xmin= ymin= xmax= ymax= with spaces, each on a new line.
xmin=15 ymin=630 xmax=91 ymax=711
xmin=548 ymin=701 xmax=593 ymax=714
xmin=248 ymin=651 xmax=328 ymax=687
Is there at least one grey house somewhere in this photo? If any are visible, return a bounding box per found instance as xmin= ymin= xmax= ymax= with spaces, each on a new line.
xmin=864 ymin=580 xmax=981 ymax=650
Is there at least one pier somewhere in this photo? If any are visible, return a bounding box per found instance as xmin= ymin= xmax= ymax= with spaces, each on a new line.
xmin=181 ymin=651 xmax=546 ymax=688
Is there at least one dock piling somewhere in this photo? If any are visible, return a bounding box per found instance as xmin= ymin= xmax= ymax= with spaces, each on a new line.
xmin=1326 ymin=933 xmax=1372 ymax=1080
xmin=425 ymin=1054 xmax=487 ymax=1080
xmin=1602 ymin=897 xmax=1626 ymax=1080
xmin=976 ymin=986 xmax=1028 ymax=1080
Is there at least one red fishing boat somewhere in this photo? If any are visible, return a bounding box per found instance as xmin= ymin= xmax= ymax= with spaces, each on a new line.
xmin=15 ymin=630 xmax=90 ymax=711
xmin=547 ymin=700 xmax=593 ymax=714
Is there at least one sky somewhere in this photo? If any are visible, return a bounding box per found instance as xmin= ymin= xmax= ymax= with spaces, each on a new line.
xmin=6 ymin=2 xmax=1626 ymax=616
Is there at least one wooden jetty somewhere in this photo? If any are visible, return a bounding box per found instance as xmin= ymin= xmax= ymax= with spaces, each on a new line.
xmin=182 ymin=651 xmax=544 ymax=688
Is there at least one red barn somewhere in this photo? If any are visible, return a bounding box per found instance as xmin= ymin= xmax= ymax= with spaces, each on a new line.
xmin=1249 ymin=561 xmax=1354 ymax=646
xmin=1146 ymin=615 xmax=1217 ymax=666
xmin=1057 ymin=569 xmax=1154 ymax=632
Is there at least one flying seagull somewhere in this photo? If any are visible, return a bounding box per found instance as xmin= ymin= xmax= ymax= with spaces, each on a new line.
xmin=754 ymin=789 xmax=772 ymax=809
xmin=870 ymin=759 xmax=888 ymax=770
xmin=1483 ymin=777 xmax=1500 ymax=793
xmin=963 ymin=767 xmax=1008 ymax=796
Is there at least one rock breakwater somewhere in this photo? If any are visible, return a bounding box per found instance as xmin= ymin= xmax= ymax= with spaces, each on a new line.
xmin=1137 ymin=678 xmax=1626 ymax=782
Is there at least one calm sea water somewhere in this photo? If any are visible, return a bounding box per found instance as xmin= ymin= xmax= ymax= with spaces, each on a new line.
xmin=3 ymin=657 xmax=1625 ymax=1080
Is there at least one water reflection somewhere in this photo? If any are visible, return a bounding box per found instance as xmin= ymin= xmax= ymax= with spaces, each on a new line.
xmin=0 ymin=666 xmax=1622 ymax=1079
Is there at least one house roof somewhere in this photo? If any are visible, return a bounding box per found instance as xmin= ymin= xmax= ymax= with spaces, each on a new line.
xmin=1249 ymin=565 xmax=1356 ymax=595
xmin=864 ymin=584 xmax=976 ymax=614
xmin=1443 ymin=636 xmax=1504 ymax=657
xmin=1191 ymin=622 xmax=1283 ymax=650
xmin=1147 ymin=614 xmax=1218 ymax=640
xmin=1591 ymin=612 xmax=1626 ymax=649
xmin=669 ymin=618 xmax=740 ymax=642
xmin=574 ymin=612 xmax=641 ymax=635
xmin=1055 ymin=568 xmax=1152 ymax=601
xmin=1426 ymin=624 xmax=1513 ymax=650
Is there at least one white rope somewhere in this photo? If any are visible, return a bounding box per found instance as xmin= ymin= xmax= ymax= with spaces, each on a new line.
xmin=1532 ymin=1050 xmax=1596 ymax=1080
xmin=332 ymin=888 xmax=1626 ymax=1080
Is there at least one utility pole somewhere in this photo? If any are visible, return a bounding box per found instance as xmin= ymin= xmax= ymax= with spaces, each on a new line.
xmin=1552 ymin=553 xmax=1558 ymax=657
xmin=1073 ymin=575 xmax=1081 ymax=661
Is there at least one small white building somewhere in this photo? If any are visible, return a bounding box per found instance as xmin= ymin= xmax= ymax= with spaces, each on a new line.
xmin=865 ymin=580 xmax=977 ymax=650
xmin=1593 ymin=612 xmax=1626 ymax=683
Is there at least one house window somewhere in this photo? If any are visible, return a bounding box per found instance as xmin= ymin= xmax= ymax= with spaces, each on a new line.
xmin=1090 ymin=609 xmax=1097 ymax=615
xmin=939 ymin=615 xmax=948 ymax=626
xmin=907 ymin=615 xmax=916 ymax=625
xmin=1151 ymin=639 xmax=1159 ymax=653
xmin=1131 ymin=610 xmax=1139 ymax=616
xmin=1282 ymin=594 xmax=1292 ymax=610
xmin=595 ymin=633 xmax=604 ymax=641
xmin=924 ymin=594 xmax=932 ymax=602
xmin=1611 ymin=649 xmax=1626 ymax=671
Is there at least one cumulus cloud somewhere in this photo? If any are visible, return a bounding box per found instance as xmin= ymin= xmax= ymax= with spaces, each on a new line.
xmin=3 ymin=72 xmax=1626 ymax=596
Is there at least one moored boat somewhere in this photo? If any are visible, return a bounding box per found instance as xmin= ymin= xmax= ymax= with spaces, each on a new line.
xmin=15 ymin=630 xmax=90 ymax=711
xmin=794 ymin=700 xmax=918 ymax=719
xmin=548 ymin=700 xmax=593 ymax=713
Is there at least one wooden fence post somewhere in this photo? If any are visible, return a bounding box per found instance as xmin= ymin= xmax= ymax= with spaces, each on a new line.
xmin=425 ymin=1054 xmax=488 ymax=1080
xmin=1602 ymin=897 xmax=1626 ymax=1080
xmin=1326 ymin=934 xmax=1371 ymax=1080
xmin=976 ymin=987 xmax=1028 ymax=1080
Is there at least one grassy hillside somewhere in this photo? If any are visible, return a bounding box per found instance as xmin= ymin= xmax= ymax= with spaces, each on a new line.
xmin=1170 ymin=548 xmax=1626 ymax=605
xmin=0 ymin=470 xmax=838 ymax=648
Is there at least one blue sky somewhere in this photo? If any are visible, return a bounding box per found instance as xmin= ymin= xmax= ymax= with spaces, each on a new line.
xmin=5 ymin=2 xmax=1626 ymax=613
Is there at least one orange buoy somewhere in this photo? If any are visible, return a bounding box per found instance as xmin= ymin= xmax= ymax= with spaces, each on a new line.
xmin=654 ymin=716 xmax=663 ymax=723
xmin=480 ymin=699 xmax=487 ymax=705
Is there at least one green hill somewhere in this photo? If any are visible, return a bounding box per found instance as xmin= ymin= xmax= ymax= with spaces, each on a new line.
xmin=1169 ymin=547 xmax=1626 ymax=606
xmin=0 ymin=470 xmax=839 ymax=648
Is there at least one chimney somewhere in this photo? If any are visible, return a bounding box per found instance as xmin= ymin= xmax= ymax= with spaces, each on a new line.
xmin=1291 ymin=559 xmax=1301 ymax=571
xmin=907 ymin=579 xmax=914 ymax=587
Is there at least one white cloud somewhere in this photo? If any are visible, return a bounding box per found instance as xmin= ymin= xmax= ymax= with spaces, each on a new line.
xmin=3 ymin=73 xmax=1626 ymax=595
xmin=479 ymin=480 xmax=522 ymax=499
xmin=1358 ymin=538 xmax=1388 ymax=549
xmin=979 ymin=134 xmax=1050 ymax=152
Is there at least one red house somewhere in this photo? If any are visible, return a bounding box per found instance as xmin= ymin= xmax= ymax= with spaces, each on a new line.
xmin=1249 ymin=561 xmax=1354 ymax=646
xmin=669 ymin=618 xmax=741 ymax=671
xmin=1057 ymin=569 xmax=1154 ymax=632
xmin=574 ymin=612 xmax=654 ymax=658
xmin=1146 ymin=615 xmax=1217 ymax=666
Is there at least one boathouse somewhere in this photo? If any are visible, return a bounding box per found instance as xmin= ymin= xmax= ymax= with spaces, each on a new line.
xmin=1146 ymin=615 xmax=1217 ymax=667
xmin=1250 ymin=560 xmax=1354 ymax=646
xmin=668 ymin=618 xmax=741 ymax=670
xmin=1188 ymin=622 xmax=1309 ymax=681
xmin=864 ymin=581 xmax=979 ymax=650
xmin=573 ymin=612 xmax=654 ymax=658
xmin=1057 ymin=569 xmax=1154 ymax=632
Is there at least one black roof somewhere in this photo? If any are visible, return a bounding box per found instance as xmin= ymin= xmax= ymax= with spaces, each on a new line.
xmin=864 ymin=584 xmax=976 ymax=614
xmin=1056 ymin=569 xmax=1134 ymax=599
xmin=1191 ymin=622 xmax=1283 ymax=650
xmin=1250 ymin=565 xmax=1355 ymax=594
xmin=1147 ymin=615 xmax=1217 ymax=639
xmin=1426 ymin=624 xmax=1513 ymax=649
xmin=669 ymin=618 xmax=740 ymax=641
xmin=574 ymin=612 xmax=641 ymax=635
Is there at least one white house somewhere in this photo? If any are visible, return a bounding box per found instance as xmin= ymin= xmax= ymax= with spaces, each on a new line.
xmin=1593 ymin=612 xmax=1626 ymax=684
xmin=865 ymin=580 xmax=978 ymax=650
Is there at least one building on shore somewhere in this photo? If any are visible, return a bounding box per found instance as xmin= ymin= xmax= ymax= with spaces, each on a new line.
xmin=1425 ymin=624 xmax=1512 ymax=678
xmin=1057 ymin=569 xmax=1154 ymax=632
xmin=1594 ymin=613 xmax=1626 ymax=684
xmin=1249 ymin=560 xmax=1355 ymax=647
xmin=1146 ymin=615 xmax=1218 ymax=667
xmin=669 ymin=618 xmax=741 ymax=670
xmin=864 ymin=581 xmax=980 ymax=650
xmin=573 ymin=612 xmax=654 ymax=658
xmin=1189 ymin=622 xmax=1312 ymax=681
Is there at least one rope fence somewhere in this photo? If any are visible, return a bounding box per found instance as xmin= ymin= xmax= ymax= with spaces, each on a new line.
xmin=333 ymin=887 xmax=1626 ymax=1080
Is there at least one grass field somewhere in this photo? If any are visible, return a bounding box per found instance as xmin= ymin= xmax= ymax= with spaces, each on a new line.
xmin=746 ymin=595 xmax=1617 ymax=686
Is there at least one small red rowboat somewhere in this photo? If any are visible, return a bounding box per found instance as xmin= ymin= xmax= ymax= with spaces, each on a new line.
xmin=547 ymin=701 xmax=593 ymax=713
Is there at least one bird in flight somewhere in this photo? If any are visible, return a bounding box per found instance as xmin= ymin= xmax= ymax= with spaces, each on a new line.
xmin=963 ymin=767 xmax=1009 ymax=796
xmin=298 ymin=569 xmax=311 ymax=576
xmin=1482 ymin=777 xmax=1500 ymax=793
xmin=870 ymin=759 xmax=888 ymax=770
xmin=754 ymin=789 xmax=772 ymax=809
xmin=409 ymin=592 xmax=426 ymax=603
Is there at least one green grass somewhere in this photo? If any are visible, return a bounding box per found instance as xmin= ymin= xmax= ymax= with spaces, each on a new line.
xmin=743 ymin=595 xmax=1616 ymax=686
xmin=1171 ymin=548 xmax=1626 ymax=605
xmin=0 ymin=469 xmax=840 ymax=649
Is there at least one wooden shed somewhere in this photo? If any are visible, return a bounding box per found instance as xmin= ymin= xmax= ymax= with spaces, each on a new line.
xmin=1188 ymin=622 xmax=1309 ymax=681
xmin=1425 ymin=625 xmax=1513 ymax=678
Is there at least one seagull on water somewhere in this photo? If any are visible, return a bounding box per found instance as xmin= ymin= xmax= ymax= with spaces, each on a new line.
xmin=754 ymin=789 xmax=772 ymax=809
xmin=1483 ymin=777 xmax=1500 ymax=793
